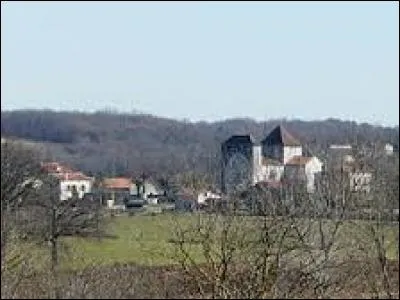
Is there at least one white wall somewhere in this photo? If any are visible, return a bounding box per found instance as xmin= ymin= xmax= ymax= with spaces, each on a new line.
xmin=255 ymin=165 xmax=285 ymax=183
xmin=59 ymin=179 xmax=93 ymax=201
xmin=305 ymin=157 xmax=323 ymax=175
xmin=252 ymin=145 xmax=262 ymax=184
xmin=143 ymin=182 xmax=161 ymax=199
xmin=254 ymin=165 xmax=267 ymax=182
xmin=349 ymin=172 xmax=372 ymax=192
xmin=283 ymin=146 xmax=302 ymax=164
xmin=305 ymin=157 xmax=323 ymax=193
xmin=197 ymin=191 xmax=221 ymax=204
xmin=385 ymin=143 xmax=394 ymax=155
xmin=131 ymin=182 xmax=161 ymax=197
xmin=131 ymin=182 xmax=163 ymax=204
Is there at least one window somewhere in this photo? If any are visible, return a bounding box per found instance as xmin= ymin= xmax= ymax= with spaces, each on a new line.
xmin=81 ymin=185 xmax=85 ymax=192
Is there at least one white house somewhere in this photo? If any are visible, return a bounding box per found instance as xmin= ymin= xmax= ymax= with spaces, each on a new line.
xmin=131 ymin=180 xmax=164 ymax=205
xmin=101 ymin=177 xmax=133 ymax=209
xmin=349 ymin=172 xmax=372 ymax=193
xmin=41 ymin=162 xmax=93 ymax=201
xmin=197 ymin=191 xmax=221 ymax=205
xmin=384 ymin=143 xmax=394 ymax=155
xmin=55 ymin=172 xmax=94 ymax=201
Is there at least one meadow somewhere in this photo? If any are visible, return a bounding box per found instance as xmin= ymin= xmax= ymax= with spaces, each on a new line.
xmin=62 ymin=213 xmax=195 ymax=269
xmin=57 ymin=212 xmax=399 ymax=270
xmin=3 ymin=212 xmax=398 ymax=299
xmin=7 ymin=212 xmax=397 ymax=272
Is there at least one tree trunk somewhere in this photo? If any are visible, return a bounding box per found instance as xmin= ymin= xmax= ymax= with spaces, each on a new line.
xmin=50 ymin=195 xmax=60 ymax=299
xmin=50 ymin=236 xmax=60 ymax=299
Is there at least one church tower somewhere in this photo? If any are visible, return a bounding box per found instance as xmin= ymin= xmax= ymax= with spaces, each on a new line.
xmin=221 ymin=135 xmax=254 ymax=194
xmin=261 ymin=125 xmax=302 ymax=164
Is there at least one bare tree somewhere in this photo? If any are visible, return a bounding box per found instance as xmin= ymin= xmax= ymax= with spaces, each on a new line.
xmin=1 ymin=140 xmax=108 ymax=298
xmin=1 ymin=139 xmax=47 ymax=298
xmin=1 ymin=140 xmax=43 ymax=254
xmin=347 ymin=148 xmax=399 ymax=299
xmin=170 ymin=160 xmax=376 ymax=299
xmin=17 ymin=173 xmax=107 ymax=298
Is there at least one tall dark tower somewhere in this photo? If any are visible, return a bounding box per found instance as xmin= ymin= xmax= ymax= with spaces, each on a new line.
xmin=221 ymin=135 xmax=254 ymax=194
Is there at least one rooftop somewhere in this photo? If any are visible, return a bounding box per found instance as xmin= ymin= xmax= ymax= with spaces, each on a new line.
xmin=262 ymin=157 xmax=282 ymax=166
xmin=262 ymin=125 xmax=301 ymax=146
xmin=41 ymin=162 xmax=74 ymax=174
xmin=286 ymin=156 xmax=313 ymax=166
xmin=102 ymin=177 xmax=133 ymax=189
xmin=54 ymin=172 xmax=93 ymax=181
xmin=223 ymin=134 xmax=255 ymax=145
xmin=329 ymin=144 xmax=352 ymax=149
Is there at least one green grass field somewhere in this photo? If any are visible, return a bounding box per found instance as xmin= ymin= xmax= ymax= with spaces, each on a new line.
xmin=6 ymin=213 xmax=397 ymax=272
xmin=58 ymin=213 xmax=399 ymax=270
xmin=62 ymin=213 xmax=198 ymax=269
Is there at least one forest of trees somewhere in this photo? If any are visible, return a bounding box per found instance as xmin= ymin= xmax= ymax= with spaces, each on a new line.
xmin=1 ymin=109 xmax=399 ymax=184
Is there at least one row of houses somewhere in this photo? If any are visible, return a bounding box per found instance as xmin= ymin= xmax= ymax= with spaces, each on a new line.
xmin=41 ymin=162 xmax=165 ymax=206
xmin=40 ymin=162 xmax=222 ymax=211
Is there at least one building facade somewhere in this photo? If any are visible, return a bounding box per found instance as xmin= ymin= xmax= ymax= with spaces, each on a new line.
xmin=221 ymin=125 xmax=323 ymax=194
xmin=41 ymin=162 xmax=94 ymax=201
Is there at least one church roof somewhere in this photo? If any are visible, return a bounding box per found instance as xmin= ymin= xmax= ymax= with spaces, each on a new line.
xmin=262 ymin=125 xmax=301 ymax=146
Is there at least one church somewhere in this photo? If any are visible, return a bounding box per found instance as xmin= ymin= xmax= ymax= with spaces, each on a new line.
xmin=221 ymin=125 xmax=323 ymax=194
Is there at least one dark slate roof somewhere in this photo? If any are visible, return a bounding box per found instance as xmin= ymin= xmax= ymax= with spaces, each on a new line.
xmin=262 ymin=125 xmax=301 ymax=146
xmin=223 ymin=134 xmax=255 ymax=145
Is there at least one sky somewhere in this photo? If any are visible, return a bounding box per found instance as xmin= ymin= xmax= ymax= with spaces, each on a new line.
xmin=1 ymin=1 xmax=399 ymax=126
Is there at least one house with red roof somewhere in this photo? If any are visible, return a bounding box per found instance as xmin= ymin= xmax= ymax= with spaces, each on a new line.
xmin=100 ymin=177 xmax=134 ymax=209
xmin=41 ymin=162 xmax=94 ymax=201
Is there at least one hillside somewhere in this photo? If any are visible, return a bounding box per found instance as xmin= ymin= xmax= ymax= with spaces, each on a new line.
xmin=1 ymin=109 xmax=398 ymax=183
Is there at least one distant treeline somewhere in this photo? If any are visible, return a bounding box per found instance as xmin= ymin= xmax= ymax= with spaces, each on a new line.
xmin=1 ymin=109 xmax=398 ymax=183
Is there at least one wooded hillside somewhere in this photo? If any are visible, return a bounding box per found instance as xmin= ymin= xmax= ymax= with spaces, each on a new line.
xmin=2 ymin=109 xmax=398 ymax=183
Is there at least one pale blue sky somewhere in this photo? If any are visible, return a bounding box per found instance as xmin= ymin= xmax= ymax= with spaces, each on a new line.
xmin=1 ymin=1 xmax=399 ymax=126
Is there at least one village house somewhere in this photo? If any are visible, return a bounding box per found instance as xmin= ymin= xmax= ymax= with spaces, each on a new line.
xmin=197 ymin=190 xmax=222 ymax=208
xmin=384 ymin=143 xmax=394 ymax=155
xmin=131 ymin=178 xmax=165 ymax=205
xmin=100 ymin=177 xmax=133 ymax=209
xmin=41 ymin=162 xmax=94 ymax=201
xmin=326 ymin=144 xmax=374 ymax=194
